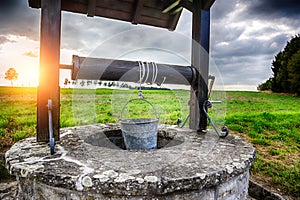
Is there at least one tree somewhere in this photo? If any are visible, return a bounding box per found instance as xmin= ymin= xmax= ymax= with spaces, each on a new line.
xmin=80 ymin=80 xmax=86 ymax=87
xmin=287 ymin=50 xmax=300 ymax=94
xmin=5 ymin=67 xmax=18 ymax=87
xmin=258 ymin=34 xmax=300 ymax=94
xmin=87 ymin=80 xmax=92 ymax=86
xmin=257 ymin=78 xmax=272 ymax=91
xmin=64 ymin=78 xmax=70 ymax=87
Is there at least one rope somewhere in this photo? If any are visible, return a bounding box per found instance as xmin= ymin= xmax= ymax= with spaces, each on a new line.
xmin=151 ymin=62 xmax=158 ymax=84
xmin=138 ymin=61 xmax=145 ymax=99
xmin=145 ymin=62 xmax=150 ymax=84
xmin=137 ymin=61 xmax=165 ymax=92
xmin=157 ymin=76 xmax=166 ymax=86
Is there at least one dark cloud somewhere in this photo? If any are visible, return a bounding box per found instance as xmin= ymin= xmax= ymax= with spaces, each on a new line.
xmin=245 ymin=0 xmax=300 ymax=19
xmin=0 ymin=0 xmax=40 ymax=40
xmin=211 ymin=25 xmax=245 ymax=43
xmin=0 ymin=35 xmax=14 ymax=45
xmin=0 ymin=0 xmax=20 ymax=14
xmin=0 ymin=0 xmax=40 ymax=41
xmin=61 ymin=12 xmax=135 ymax=53
xmin=212 ymin=33 xmax=289 ymax=58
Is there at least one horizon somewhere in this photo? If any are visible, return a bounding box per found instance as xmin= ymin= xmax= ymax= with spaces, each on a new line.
xmin=0 ymin=0 xmax=299 ymax=91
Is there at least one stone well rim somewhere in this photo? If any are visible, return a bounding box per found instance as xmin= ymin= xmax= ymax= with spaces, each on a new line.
xmin=5 ymin=124 xmax=256 ymax=196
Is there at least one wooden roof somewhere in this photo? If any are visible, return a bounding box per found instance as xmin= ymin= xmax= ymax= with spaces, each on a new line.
xmin=28 ymin=0 xmax=214 ymax=31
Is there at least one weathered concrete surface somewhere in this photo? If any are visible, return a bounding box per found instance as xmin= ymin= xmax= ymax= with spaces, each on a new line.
xmin=0 ymin=181 xmax=17 ymax=200
xmin=249 ymin=179 xmax=285 ymax=200
xmin=5 ymin=124 xmax=256 ymax=199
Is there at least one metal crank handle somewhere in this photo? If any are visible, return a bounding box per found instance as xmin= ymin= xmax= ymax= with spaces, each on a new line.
xmin=203 ymin=100 xmax=229 ymax=138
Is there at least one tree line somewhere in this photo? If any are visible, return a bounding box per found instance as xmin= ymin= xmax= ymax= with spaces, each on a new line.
xmin=64 ymin=78 xmax=133 ymax=89
xmin=258 ymin=34 xmax=300 ymax=94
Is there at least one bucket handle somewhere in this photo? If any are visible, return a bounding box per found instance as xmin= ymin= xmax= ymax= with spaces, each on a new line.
xmin=120 ymin=98 xmax=159 ymax=120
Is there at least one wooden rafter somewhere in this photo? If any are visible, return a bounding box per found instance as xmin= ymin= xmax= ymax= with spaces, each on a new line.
xmin=132 ymin=0 xmax=144 ymax=24
xmin=29 ymin=0 xmax=187 ymax=31
xmin=87 ymin=0 xmax=96 ymax=17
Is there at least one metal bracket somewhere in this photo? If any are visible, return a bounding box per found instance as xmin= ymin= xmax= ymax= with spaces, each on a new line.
xmin=177 ymin=75 xmax=229 ymax=138
xmin=203 ymin=100 xmax=229 ymax=138
xmin=47 ymin=99 xmax=56 ymax=155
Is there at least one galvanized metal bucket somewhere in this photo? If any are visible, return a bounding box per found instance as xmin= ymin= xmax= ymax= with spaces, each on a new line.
xmin=120 ymin=99 xmax=159 ymax=150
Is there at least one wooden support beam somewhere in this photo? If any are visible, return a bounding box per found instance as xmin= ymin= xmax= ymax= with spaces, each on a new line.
xmin=189 ymin=0 xmax=210 ymax=131
xmin=68 ymin=56 xmax=196 ymax=85
xmin=60 ymin=64 xmax=73 ymax=70
xmin=132 ymin=0 xmax=144 ymax=24
xmin=87 ymin=0 xmax=96 ymax=17
xmin=37 ymin=0 xmax=61 ymax=142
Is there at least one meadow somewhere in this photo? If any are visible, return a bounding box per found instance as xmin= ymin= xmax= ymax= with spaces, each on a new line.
xmin=0 ymin=86 xmax=299 ymax=198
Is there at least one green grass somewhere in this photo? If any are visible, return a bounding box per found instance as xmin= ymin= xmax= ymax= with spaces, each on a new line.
xmin=225 ymin=91 xmax=300 ymax=197
xmin=0 ymin=87 xmax=299 ymax=198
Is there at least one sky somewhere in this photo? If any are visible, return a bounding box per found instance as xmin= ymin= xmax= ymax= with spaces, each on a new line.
xmin=0 ymin=0 xmax=299 ymax=90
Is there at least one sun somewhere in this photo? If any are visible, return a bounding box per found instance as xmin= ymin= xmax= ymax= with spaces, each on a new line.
xmin=18 ymin=64 xmax=39 ymax=87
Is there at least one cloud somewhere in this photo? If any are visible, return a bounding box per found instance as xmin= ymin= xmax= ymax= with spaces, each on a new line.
xmin=245 ymin=0 xmax=300 ymax=19
xmin=0 ymin=0 xmax=40 ymax=41
xmin=238 ymin=0 xmax=300 ymax=31
xmin=0 ymin=35 xmax=15 ymax=45
xmin=61 ymin=12 xmax=136 ymax=54
xmin=208 ymin=0 xmax=300 ymax=89
xmin=23 ymin=51 xmax=38 ymax=58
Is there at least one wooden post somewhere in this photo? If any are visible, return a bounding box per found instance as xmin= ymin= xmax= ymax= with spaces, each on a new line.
xmin=37 ymin=0 xmax=61 ymax=142
xmin=189 ymin=0 xmax=210 ymax=131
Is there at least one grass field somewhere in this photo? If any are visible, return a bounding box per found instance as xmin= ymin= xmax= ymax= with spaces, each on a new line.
xmin=0 ymin=86 xmax=299 ymax=198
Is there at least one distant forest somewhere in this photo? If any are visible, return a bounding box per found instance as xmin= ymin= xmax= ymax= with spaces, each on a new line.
xmin=258 ymin=34 xmax=300 ymax=95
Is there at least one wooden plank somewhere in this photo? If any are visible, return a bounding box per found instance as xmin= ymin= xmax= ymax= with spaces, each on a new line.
xmin=30 ymin=0 xmax=182 ymax=30
xmin=132 ymin=0 xmax=144 ymax=24
xmin=69 ymin=56 xmax=195 ymax=85
xmin=142 ymin=6 xmax=169 ymax=20
xmin=61 ymin=2 xmax=168 ymax=28
xmin=94 ymin=7 xmax=133 ymax=22
xmin=137 ymin=15 xmax=168 ymax=28
xmin=95 ymin=0 xmax=134 ymax=13
xmin=37 ymin=0 xmax=61 ymax=142
xmin=61 ymin=1 xmax=88 ymax=15
xmin=143 ymin=0 xmax=164 ymax=9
